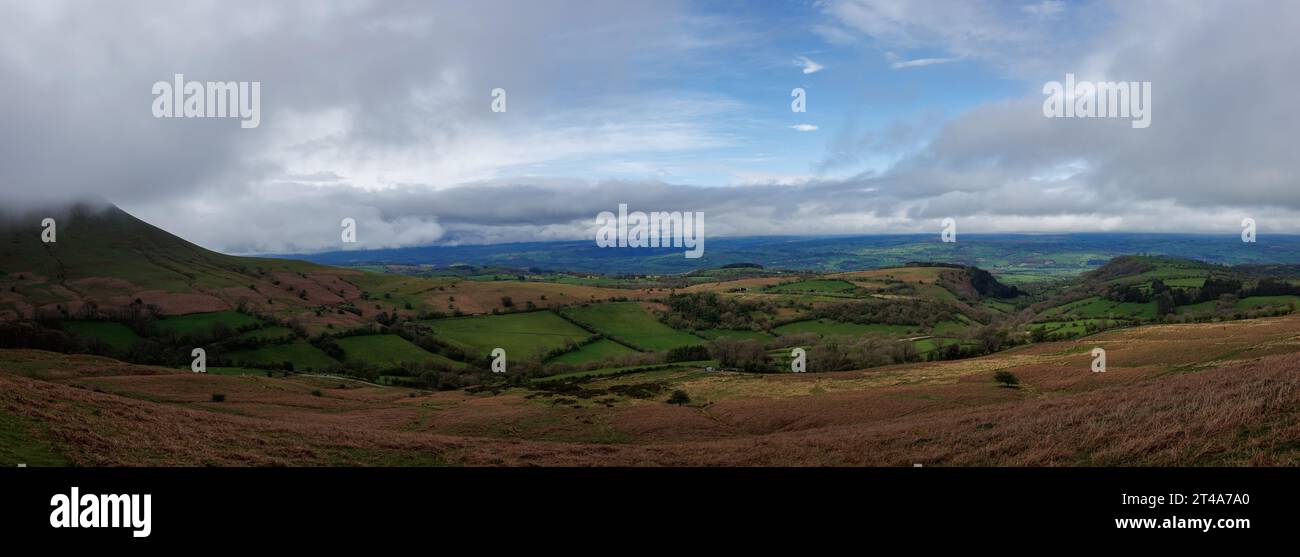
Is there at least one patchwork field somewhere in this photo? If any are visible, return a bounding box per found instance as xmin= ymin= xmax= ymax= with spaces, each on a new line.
xmin=226 ymin=341 xmax=338 ymax=371
xmin=1042 ymin=296 xmax=1156 ymax=320
xmin=694 ymin=328 xmax=775 ymax=341
xmin=420 ymin=311 xmax=594 ymax=359
xmin=62 ymin=321 xmax=142 ymax=351
xmin=335 ymin=334 xmax=461 ymax=368
xmin=774 ymin=319 xmax=913 ymax=337
xmin=157 ymin=310 xmax=262 ymax=336
xmin=765 ymin=279 xmax=858 ymax=294
xmin=3 ymin=311 xmax=1298 ymax=466
xmin=547 ymin=338 xmax=638 ymax=365
xmin=563 ymin=302 xmax=704 ymax=351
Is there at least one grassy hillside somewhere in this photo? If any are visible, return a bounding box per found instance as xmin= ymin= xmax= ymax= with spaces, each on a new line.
xmin=4 ymin=310 xmax=1299 ymax=466
xmin=226 ymin=341 xmax=338 ymax=371
xmin=546 ymin=338 xmax=638 ymax=365
xmin=563 ymin=302 xmax=704 ymax=351
xmin=419 ymin=311 xmax=593 ymax=359
xmin=335 ymin=334 xmax=462 ymax=368
xmin=61 ymin=321 xmax=142 ymax=351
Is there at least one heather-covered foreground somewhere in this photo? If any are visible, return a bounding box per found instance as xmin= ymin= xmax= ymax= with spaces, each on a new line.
xmin=2 ymin=314 xmax=1299 ymax=466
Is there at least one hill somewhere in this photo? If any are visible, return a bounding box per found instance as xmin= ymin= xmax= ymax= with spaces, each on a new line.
xmin=2 ymin=204 xmax=1300 ymax=466
xmin=281 ymin=233 xmax=1300 ymax=279
xmin=0 ymin=202 xmax=361 ymax=326
xmin=3 ymin=311 xmax=1298 ymax=466
xmin=0 ymin=203 xmax=650 ymax=330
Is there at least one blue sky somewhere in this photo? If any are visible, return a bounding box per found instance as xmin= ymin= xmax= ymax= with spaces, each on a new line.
xmin=511 ymin=0 xmax=1029 ymax=187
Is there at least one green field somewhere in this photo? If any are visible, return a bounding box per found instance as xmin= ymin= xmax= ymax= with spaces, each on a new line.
xmin=694 ymin=328 xmax=774 ymax=341
xmin=547 ymin=338 xmax=638 ymax=365
xmin=62 ymin=321 xmax=142 ymax=351
xmin=912 ymin=337 xmax=976 ymax=354
xmin=930 ymin=320 xmax=969 ymax=336
xmin=981 ymin=299 xmax=1017 ymax=313
xmin=421 ymin=311 xmax=593 ymax=359
xmin=1045 ymin=296 xmax=1157 ymax=320
xmin=1235 ymin=295 xmax=1300 ymax=310
xmin=1111 ymin=266 xmax=1209 ymax=287
xmin=774 ymin=319 xmax=913 ymax=337
xmin=335 ymin=334 xmax=462 ymax=368
xmin=1163 ymin=277 xmax=1208 ymax=288
xmin=345 ymin=272 xmax=456 ymax=313
xmin=227 ymin=340 xmax=338 ymax=371
xmin=1027 ymin=319 xmax=1120 ymax=337
xmin=533 ymin=361 xmax=710 ymax=383
xmin=157 ymin=311 xmax=261 ymax=336
xmin=766 ymin=279 xmax=857 ymax=294
xmin=236 ymin=326 xmax=296 ymax=342
xmin=563 ymin=302 xmax=704 ymax=351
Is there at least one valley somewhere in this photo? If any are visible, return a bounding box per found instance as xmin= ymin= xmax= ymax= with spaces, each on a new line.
xmin=2 ymin=204 xmax=1299 ymax=466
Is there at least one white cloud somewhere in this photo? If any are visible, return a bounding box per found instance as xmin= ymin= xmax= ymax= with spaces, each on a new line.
xmin=890 ymin=56 xmax=961 ymax=69
xmin=821 ymin=0 xmax=1104 ymax=76
xmin=6 ymin=0 xmax=1300 ymax=254
xmin=1021 ymin=1 xmax=1066 ymax=17
xmin=795 ymin=55 xmax=825 ymax=74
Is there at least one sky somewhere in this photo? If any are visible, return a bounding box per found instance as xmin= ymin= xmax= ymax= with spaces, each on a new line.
xmin=1 ymin=0 xmax=1298 ymax=253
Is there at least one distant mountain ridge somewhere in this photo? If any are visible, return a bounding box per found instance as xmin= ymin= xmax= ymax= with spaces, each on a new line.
xmin=275 ymin=233 xmax=1300 ymax=278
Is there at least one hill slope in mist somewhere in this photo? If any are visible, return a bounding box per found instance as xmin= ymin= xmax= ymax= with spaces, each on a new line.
xmin=0 ymin=203 xmax=364 ymax=324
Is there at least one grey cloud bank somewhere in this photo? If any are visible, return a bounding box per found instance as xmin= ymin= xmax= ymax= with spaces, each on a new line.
xmin=1 ymin=0 xmax=1298 ymax=255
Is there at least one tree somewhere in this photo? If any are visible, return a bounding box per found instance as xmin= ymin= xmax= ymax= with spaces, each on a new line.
xmin=994 ymin=370 xmax=1019 ymax=388
xmin=667 ymin=390 xmax=691 ymax=406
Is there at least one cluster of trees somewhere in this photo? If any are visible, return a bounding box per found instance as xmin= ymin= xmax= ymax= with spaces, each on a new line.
xmin=707 ymin=338 xmax=771 ymax=372
xmin=809 ymin=298 xmax=957 ymax=330
xmin=1105 ymin=276 xmax=1300 ymax=319
xmin=661 ymin=292 xmax=777 ymax=331
xmin=804 ymin=337 xmax=912 ymax=372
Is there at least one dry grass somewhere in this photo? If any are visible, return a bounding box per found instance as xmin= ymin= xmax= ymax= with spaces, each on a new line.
xmin=2 ymin=313 xmax=1299 ymax=466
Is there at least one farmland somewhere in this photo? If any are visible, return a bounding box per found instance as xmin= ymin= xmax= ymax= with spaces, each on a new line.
xmin=547 ymin=338 xmax=638 ymax=365
xmin=4 ymin=205 xmax=1300 ymax=467
xmin=61 ymin=321 xmax=142 ymax=351
xmin=563 ymin=302 xmax=704 ymax=351
xmin=226 ymin=341 xmax=338 ymax=371
xmin=419 ymin=310 xmax=593 ymax=359
xmin=774 ymin=319 xmax=913 ymax=337
xmin=335 ymin=335 xmax=460 ymax=368
xmin=765 ymin=279 xmax=858 ymax=294
xmin=156 ymin=310 xmax=262 ymax=336
xmin=4 ymin=310 xmax=1300 ymax=466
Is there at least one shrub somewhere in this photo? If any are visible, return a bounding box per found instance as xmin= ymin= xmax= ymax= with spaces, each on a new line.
xmin=667 ymin=389 xmax=691 ymax=406
xmin=211 ymin=393 xmax=227 ymax=402
xmin=994 ymin=371 xmax=1020 ymax=388
xmin=311 ymin=389 xmax=323 ymax=397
